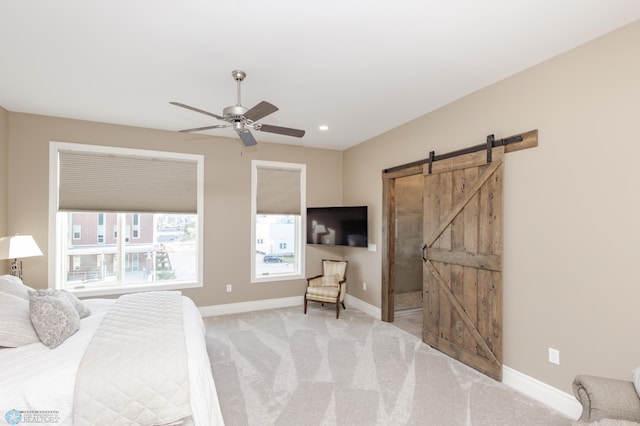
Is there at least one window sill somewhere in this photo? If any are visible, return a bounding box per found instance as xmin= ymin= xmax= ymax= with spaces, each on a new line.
xmin=55 ymin=280 xmax=202 ymax=298
xmin=251 ymin=274 xmax=304 ymax=284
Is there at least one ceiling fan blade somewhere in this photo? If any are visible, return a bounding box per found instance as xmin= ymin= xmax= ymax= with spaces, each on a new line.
xmin=258 ymin=124 xmax=306 ymax=138
xmin=179 ymin=124 xmax=230 ymax=133
xmin=244 ymin=101 xmax=278 ymax=122
xmin=170 ymin=102 xmax=224 ymax=120
xmin=238 ymin=130 xmax=258 ymax=147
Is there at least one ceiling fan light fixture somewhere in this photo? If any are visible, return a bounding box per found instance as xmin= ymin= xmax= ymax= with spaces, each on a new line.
xmin=233 ymin=122 xmax=245 ymax=133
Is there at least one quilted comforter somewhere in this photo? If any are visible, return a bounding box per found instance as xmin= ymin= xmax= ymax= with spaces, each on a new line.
xmin=73 ymin=291 xmax=191 ymax=425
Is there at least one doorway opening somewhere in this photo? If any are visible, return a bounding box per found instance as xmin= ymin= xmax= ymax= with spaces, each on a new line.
xmin=393 ymin=173 xmax=423 ymax=313
xmin=381 ymin=163 xmax=423 ymax=324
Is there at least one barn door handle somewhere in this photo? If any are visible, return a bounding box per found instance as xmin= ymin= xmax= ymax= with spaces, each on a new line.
xmin=422 ymin=244 xmax=427 ymax=262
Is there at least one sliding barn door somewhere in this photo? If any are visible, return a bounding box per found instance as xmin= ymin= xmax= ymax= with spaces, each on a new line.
xmin=422 ymin=147 xmax=504 ymax=381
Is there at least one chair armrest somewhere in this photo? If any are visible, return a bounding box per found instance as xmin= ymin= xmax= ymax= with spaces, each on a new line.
xmin=307 ymin=275 xmax=323 ymax=287
xmin=573 ymin=375 xmax=640 ymax=422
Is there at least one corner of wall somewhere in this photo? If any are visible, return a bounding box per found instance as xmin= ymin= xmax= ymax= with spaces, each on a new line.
xmin=0 ymin=107 xmax=9 ymax=274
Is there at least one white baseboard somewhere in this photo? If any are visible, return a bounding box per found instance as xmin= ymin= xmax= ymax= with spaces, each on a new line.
xmin=502 ymin=365 xmax=582 ymax=420
xmin=199 ymin=295 xmax=303 ymax=317
xmin=345 ymin=294 xmax=381 ymax=319
xmin=199 ymin=294 xmax=381 ymax=318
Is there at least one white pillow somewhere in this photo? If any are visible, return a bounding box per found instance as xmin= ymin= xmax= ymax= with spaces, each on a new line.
xmin=0 ymin=274 xmax=33 ymax=300
xmin=61 ymin=290 xmax=91 ymax=319
xmin=0 ymin=292 xmax=41 ymax=347
xmin=29 ymin=290 xmax=80 ymax=349
xmin=633 ymin=367 xmax=640 ymax=398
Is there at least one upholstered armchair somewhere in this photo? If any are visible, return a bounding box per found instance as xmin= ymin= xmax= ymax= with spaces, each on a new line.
xmin=573 ymin=374 xmax=640 ymax=423
xmin=304 ymin=259 xmax=348 ymax=319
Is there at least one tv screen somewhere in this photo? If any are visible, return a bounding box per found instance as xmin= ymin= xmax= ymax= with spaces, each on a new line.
xmin=307 ymin=206 xmax=368 ymax=247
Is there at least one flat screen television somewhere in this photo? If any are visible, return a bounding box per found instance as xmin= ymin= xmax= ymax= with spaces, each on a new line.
xmin=307 ymin=206 xmax=368 ymax=247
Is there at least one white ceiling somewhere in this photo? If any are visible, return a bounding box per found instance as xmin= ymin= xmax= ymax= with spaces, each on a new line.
xmin=1 ymin=1 xmax=639 ymax=151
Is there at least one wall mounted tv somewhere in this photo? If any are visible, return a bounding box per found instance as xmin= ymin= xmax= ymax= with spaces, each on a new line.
xmin=307 ymin=206 xmax=368 ymax=247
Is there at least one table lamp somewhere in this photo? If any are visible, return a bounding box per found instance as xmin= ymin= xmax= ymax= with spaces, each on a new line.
xmin=0 ymin=234 xmax=43 ymax=280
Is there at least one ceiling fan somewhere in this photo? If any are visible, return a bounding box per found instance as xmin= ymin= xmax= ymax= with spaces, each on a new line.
xmin=170 ymin=70 xmax=305 ymax=147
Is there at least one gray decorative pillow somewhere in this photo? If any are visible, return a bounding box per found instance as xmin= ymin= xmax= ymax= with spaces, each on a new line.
xmin=0 ymin=292 xmax=40 ymax=347
xmin=0 ymin=274 xmax=34 ymax=300
xmin=61 ymin=290 xmax=91 ymax=319
xmin=29 ymin=290 xmax=80 ymax=349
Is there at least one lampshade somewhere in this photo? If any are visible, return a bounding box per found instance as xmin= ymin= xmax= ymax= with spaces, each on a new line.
xmin=0 ymin=235 xmax=43 ymax=260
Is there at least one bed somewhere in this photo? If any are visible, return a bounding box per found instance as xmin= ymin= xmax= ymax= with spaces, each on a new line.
xmin=0 ymin=276 xmax=224 ymax=426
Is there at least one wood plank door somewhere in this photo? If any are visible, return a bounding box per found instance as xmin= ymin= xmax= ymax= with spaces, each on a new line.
xmin=422 ymin=146 xmax=504 ymax=381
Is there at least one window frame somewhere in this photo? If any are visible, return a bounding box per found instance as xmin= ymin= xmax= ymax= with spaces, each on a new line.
xmin=250 ymin=160 xmax=306 ymax=283
xmin=48 ymin=141 xmax=205 ymax=297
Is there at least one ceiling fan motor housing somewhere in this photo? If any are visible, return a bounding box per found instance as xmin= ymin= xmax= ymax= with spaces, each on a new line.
xmin=224 ymin=105 xmax=249 ymax=122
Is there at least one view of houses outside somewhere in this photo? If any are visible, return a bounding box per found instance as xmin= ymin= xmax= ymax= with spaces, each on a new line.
xmin=63 ymin=212 xmax=299 ymax=287
xmin=63 ymin=212 xmax=197 ymax=289
xmin=255 ymin=214 xmax=299 ymax=277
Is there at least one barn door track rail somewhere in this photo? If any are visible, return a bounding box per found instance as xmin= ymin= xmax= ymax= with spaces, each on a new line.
xmin=383 ymin=129 xmax=538 ymax=175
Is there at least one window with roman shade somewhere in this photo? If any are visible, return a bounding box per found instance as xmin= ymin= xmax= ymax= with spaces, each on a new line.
xmin=252 ymin=160 xmax=305 ymax=282
xmin=49 ymin=142 xmax=204 ymax=297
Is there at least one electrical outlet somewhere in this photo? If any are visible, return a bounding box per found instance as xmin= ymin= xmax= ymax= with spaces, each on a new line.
xmin=226 ymin=284 xmax=232 ymax=293
xmin=548 ymin=347 xmax=560 ymax=365
xmin=363 ymin=282 xmax=367 ymax=290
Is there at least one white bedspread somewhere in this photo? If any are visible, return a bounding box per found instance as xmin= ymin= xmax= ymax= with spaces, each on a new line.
xmin=74 ymin=291 xmax=191 ymax=425
xmin=0 ymin=295 xmax=224 ymax=426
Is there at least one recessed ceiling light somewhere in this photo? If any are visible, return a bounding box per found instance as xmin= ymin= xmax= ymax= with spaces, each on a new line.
xmin=318 ymin=125 xmax=329 ymax=131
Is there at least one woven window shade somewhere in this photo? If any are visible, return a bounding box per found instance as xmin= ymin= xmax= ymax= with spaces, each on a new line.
xmin=58 ymin=150 xmax=198 ymax=213
xmin=256 ymin=167 xmax=301 ymax=215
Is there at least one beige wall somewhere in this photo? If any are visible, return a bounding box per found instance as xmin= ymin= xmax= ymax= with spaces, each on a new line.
xmin=343 ymin=21 xmax=640 ymax=393
xmin=5 ymin=112 xmax=343 ymax=304
xmin=0 ymin=107 xmax=8 ymax=274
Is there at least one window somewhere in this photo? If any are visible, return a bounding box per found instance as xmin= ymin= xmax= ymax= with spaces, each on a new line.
xmin=49 ymin=142 xmax=204 ymax=297
xmin=97 ymin=213 xmax=105 ymax=243
xmin=132 ymin=214 xmax=140 ymax=239
xmin=251 ymin=160 xmax=305 ymax=282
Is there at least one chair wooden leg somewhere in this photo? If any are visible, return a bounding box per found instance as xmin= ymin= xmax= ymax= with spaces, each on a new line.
xmin=341 ymin=302 xmax=346 ymax=310
xmin=304 ymin=297 xmax=307 ymax=314
xmin=336 ymin=302 xmax=340 ymax=319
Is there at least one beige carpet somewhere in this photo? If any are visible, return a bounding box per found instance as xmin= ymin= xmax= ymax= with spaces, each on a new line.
xmin=205 ymin=305 xmax=574 ymax=426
